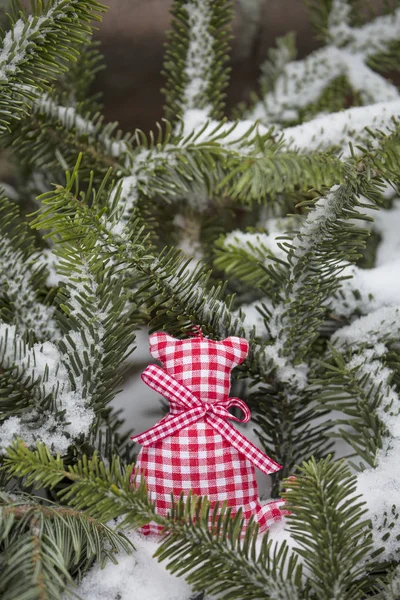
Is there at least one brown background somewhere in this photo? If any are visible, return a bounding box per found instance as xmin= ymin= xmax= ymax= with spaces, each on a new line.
xmin=94 ymin=0 xmax=322 ymax=132
xmin=94 ymin=0 xmax=387 ymax=133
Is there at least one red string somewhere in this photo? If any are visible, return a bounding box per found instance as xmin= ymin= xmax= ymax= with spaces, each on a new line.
xmin=190 ymin=325 xmax=203 ymax=339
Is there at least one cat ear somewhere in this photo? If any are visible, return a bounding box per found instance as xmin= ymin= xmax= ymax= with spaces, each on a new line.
xmin=149 ymin=332 xmax=177 ymax=361
xmin=223 ymin=337 xmax=249 ymax=365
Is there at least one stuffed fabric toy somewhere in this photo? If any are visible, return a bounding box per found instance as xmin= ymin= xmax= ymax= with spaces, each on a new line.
xmin=131 ymin=330 xmax=288 ymax=534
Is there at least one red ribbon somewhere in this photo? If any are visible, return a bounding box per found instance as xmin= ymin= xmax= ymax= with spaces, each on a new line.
xmin=131 ymin=364 xmax=282 ymax=475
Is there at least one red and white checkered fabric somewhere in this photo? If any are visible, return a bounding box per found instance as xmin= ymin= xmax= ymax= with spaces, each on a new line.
xmin=131 ymin=331 xmax=288 ymax=535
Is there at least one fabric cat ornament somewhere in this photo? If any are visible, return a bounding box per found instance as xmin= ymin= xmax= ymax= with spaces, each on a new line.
xmin=131 ymin=330 xmax=288 ymax=534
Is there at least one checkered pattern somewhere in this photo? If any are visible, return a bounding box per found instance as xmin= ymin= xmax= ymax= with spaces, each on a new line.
xmin=149 ymin=333 xmax=249 ymax=403
xmin=134 ymin=364 xmax=281 ymax=475
xmin=131 ymin=331 xmax=288 ymax=535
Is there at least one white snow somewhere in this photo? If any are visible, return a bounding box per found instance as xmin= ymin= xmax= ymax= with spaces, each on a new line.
xmin=0 ymin=324 xmax=94 ymax=454
xmin=181 ymin=1 xmax=214 ymax=115
xmin=71 ymin=520 xmax=296 ymax=600
xmin=0 ymin=1 xmax=65 ymax=81
xmin=69 ymin=530 xmax=193 ymax=600
xmin=248 ymin=3 xmax=400 ymax=126
xmin=235 ymin=301 xmax=269 ymax=338
xmin=35 ymin=94 xmax=130 ymax=160
xmin=250 ymin=46 xmax=346 ymax=123
xmin=0 ymin=236 xmax=60 ymax=340
xmin=222 ymin=230 xmax=288 ymax=264
xmin=283 ymin=100 xmax=400 ymax=155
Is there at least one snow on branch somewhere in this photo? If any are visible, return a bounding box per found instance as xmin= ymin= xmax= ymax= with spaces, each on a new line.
xmin=250 ymin=46 xmax=346 ymax=124
xmin=107 ymin=119 xmax=268 ymax=230
xmin=0 ymin=235 xmax=59 ymax=341
xmin=248 ymin=2 xmax=400 ymax=126
xmin=329 ymin=1 xmax=400 ymax=57
xmin=261 ymin=181 xmax=376 ymax=388
xmin=181 ymin=1 xmax=215 ymax=115
xmin=330 ymin=305 xmax=400 ymax=560
xmin=0 ymin=238 xmax=135 ymax=455
xmin=34 ymin=93 xmax=130 ymax=160
xmin=333 ymin=305 xmax=400 ymax=349
xmin=282 ymin=100 xmax=400 ymax=155
xmin=163 ymin=0 xmax=231 ymax=122
xmin=0 ymin=0 xmax=104 ymax=132
xmin=0 ymin=323 xmax=94 ymax=454
xmin=0 ymin=193 xmax=60 ymax=341
xmin=0 ymin=0 xmax=65 ymax=83
xmin=220 ymin=230 xmax=287 ymax=265
xmin=56 ymin=247 xmax=135 ymax=412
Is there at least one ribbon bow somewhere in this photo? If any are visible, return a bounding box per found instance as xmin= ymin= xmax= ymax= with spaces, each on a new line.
xmin=131 ymin=364 xmax=281 ymax=475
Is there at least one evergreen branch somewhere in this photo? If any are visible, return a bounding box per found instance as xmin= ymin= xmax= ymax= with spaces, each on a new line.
xmin=3 ymin=442 xmax=304 ymax=600
xmin=248 ymin=45 xmax=348 ymax=125
xmin=155 ymin=494 xmax=303 ymax=600
xmin=370 ymin=125 xmax=400 ymax=181
xmin=53 ymin=38 xmax=105 ymax=110
xmin=117 ymin=119 xmax=275 ymax=215
xmin=315 ymin=306 xmax=400 ymax=468
xmin=30 ymin=165 xmax=280 ymax=382
xmin=282 ymin=99 xmax=400 ymax=155
xmin=306 ymin=0 xmax=359 ymax=41
xmin=0 ymin=197 xmax=138 ymax=453
xmin=214 ymin=230 xmax=288 ymax=293
xmin=331 ymin=4 xmax=400 ymax=58
xmin=3 ymin=445 xmax=384 ymax=599
xmin=248 ymin=0 xmax=400 ymax=127
xmin=250 ymin=385 xmax=334 ymax=489
xmin=162 ymin=0 xmax=232 ymax=122
xmin=314 ymin=344 xmax=391 ymax=468
xmin=266 ymin=177 xmax=378 ymax=370
xmin=0 ymin=0 xmax=105 ymax=134
xmin=219 ymin=150 xmax=345 ymax=202
xmin=0 ymin=191 xmax=59 ymax=341
xmin=283 ymin=457 xmax=375 ymax=599
xmin=0 ymin=490 xmax=132 ymax=600
xmin=6 ymin=94 xmax=131 ymax=181
xmin=54 ymin=235 xmax=137 ymax=416
xmin=258 ymin=32 xmax=297 ymax=100
xmin=0 ymin=322 xmax=95 ymax=454
xmin=3 ymin=440 xmax=159 ymax=529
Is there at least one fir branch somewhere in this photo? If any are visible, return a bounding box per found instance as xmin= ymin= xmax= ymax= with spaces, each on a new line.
xmin=306 ymin=0 xmax=360 ymax=41
xmin=162 ymin=0 xmax=232 ymax=122
xmin=283 ymin=457 xmax=375 ymax=600
xmin=250 ymin=384 xmax=334 ymax=488
xmin=54 ymin=236 xmax=137 ymax=416
xmin=248 ymin=1 xmax=400 ymax=126
xmin=53 ymin=38 xmax=105 ymax=110
xmin=0 ymin=191 xmax=59 ymax=341
xmin=266 ymin=177 xmax=377 ymax=371
xmin=7 ymin=94 xmax=131 ymax=180
xmin=0 ymin=322 xmax=95 ymax=454
xmin=258 ymin=32 xmax=297 ymax=100
xmin=155 ymin=494 xmax=303 ymax=600
xmin=30 ymin=164 xmax=280 ymax=382
xmin=282 ymin=99 xmax=400 ymax=156
xmin=3 ymin=440 xmax=159 ymax=530
xmin=0 ymin=212 xmax=139 ymax=453
xmin=0 ymin=490 xmax=132 ymax=600
xmin=219 ymin=149 xmax=345 ymax=202
xmin=214 ymin=230 xmax=288 ymax=293
xmin=0 ymin=0 xmax=105 ymax=134
xmin=314 ymin=344 xmax=387 ymax=468
xmin=3 ymin=441 xmax=305 ymax=600
xmin=315 ymin=307 xmax=400 ymax=469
